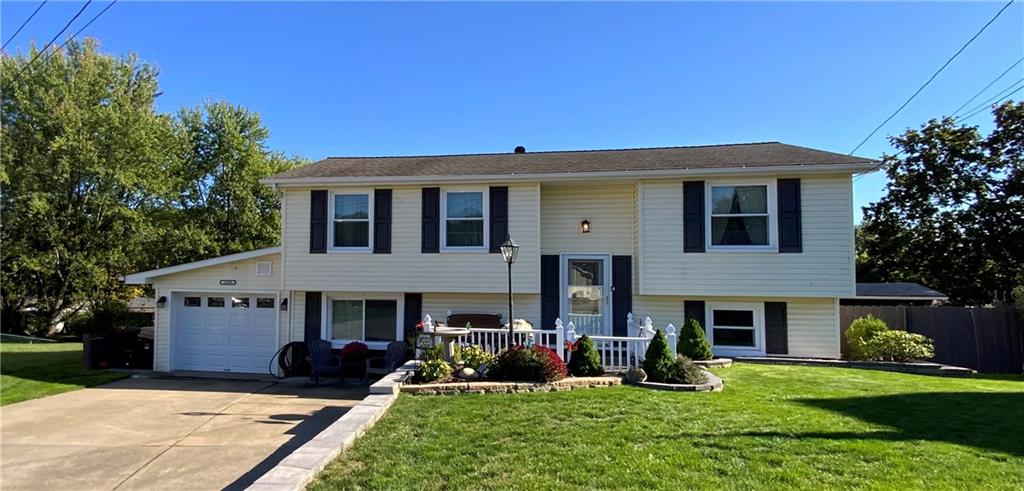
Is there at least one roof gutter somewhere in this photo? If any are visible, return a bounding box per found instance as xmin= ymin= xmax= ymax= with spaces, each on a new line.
xmin=261 ymin=162 xmax=879 ymax=187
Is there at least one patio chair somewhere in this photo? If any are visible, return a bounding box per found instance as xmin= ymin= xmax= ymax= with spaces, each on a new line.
xmin=307 ymin=339 xmax=344 ymax=386
xmin=363 ymin=341 xmax=408 ymax=384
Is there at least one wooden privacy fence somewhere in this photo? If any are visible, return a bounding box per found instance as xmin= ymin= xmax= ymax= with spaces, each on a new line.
xmin=425 ymin=313 xmax=677 ymax=372
xmin=840 ymin=305 xmax=1023 ymax=373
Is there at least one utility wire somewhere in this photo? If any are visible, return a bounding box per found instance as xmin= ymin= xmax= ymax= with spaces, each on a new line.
xmin=54 ymin=0 xmax=117 ymax=52
xmin=14 ymin=0 xmax=93 ymax=77
xmin=957 ymin=78 xmax=1024 ymax=118
xmin=960 ymin=84 xmax=1024 ymax=121
xmin=951 ymin=57 xmax=1024 ymax=116
xmin=2 ymin=1 xmax=47 ymax=51
xmin=848 ymin=0 xmax=1016 ymax=155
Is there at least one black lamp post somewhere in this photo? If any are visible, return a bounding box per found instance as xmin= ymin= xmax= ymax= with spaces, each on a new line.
xmin=499 ymin=235 xmax=520 ymax=343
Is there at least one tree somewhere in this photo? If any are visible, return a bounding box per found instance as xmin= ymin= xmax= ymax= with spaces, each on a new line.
xmin=677 ymin=316 xmax=713 ymax=360
xmin=567 ymin=334 xmax=603 ymax=376
xmin=642 ymin=329 xmax=674 ymax=382
xmin=1 ymin=40 xmax=176 ymax=334
xmin=859 ymin=101 xmax=1024 ymax=305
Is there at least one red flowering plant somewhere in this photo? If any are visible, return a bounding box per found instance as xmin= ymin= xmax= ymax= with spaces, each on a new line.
xmin=339 ymin=341 xmax=369 ymax=363
xmin=488 ymin=344 xmax=567 ymax=383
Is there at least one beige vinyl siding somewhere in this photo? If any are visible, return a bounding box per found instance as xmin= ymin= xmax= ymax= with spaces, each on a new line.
xmin=540 ymin=183 xmax=634 ymax=256
xmin=149 ymin=253 xmax=283 ymax=372
xmin=282 ymin=184 xmax=540 ymax=293
xmin=639 ymin=174 xmax=855 ymax=297
xmin=422 ymin=293 xmax=542 ymax=328
xmin=633 ymin=295 xmax=840 ymax=358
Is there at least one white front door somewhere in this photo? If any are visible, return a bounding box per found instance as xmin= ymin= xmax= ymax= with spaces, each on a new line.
xmin=562 ymin=255 xmax=612 ymax=336
xmin=173 ymin=292 xmax=278 ymax=373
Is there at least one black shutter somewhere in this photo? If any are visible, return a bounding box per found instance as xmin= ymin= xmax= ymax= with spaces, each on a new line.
xmin=489 ymin=186 xmax=509 ymax=253
xmin=403 ymin=293 xmax=422 ymax=334
xmin=309 ymin=190 xmax=328 ymax=253
xmin=612 ymin=256 xmax=633 ymax=336
xmin=765 ymin=302 xmax=788 ymax=355
xmin=373 ymin=189 xmax=392 ymax=254
xmin=541 ymin=255 xmax=560 ymax=329
xmin=683 ymin=181 xmax=705 ymax=253
xmin=421 ymin=187 xmax=440 ymax=253
xmin=304 ymin=291 xmax=322 ymax=343
xmin=684 ymin=300 xmax=705 ymax=330
xmin=777 ymin=179 xmax=802 ymax=253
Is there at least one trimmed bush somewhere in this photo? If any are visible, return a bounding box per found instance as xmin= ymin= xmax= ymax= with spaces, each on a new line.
xmin=863 ymin=330 xmax=935 ymax=362
xmin=488 ymin=345 xmax=567 ymax=383
xmin=677 ymin=316 xmax=713 ymax=360
xmin=459 ymin=345 xmax=496 ymax=370
xmin=567 ymin=335 xmax=604 ymax=377
xmin=413 ymin=358 xmax=452 ymax=383
xmin=845 ymin=315 xmax=890 ymax=360
xmin=642 ymin=330 xmax=675 ymax=383
xmin=422 ymin=343 xmax=446 ymax=362
xmin=664 ymin=355 xmax=708 ymax=384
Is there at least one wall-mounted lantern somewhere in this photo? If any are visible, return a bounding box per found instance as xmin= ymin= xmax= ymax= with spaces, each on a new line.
xmin=156 ymin=296 xmax=167 ymax=309
xmin=580 ymin=218 xmax=592 ymax=234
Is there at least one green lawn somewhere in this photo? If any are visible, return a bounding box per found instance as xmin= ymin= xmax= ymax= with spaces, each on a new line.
xmin=0 ymin=342 xmax=128 ymax=406
xmin=312 ymin=364 xmax=1024 ymax=490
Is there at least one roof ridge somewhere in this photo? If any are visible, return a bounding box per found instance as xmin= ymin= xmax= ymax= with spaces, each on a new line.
xmin=320 ymin=141 xmax=783 ymax=161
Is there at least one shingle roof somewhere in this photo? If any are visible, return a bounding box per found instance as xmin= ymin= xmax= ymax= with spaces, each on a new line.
xmin=269 ymin=142 xmax=874 ymax=180
xmin=855 ymin=283 xmax=948 ymax=299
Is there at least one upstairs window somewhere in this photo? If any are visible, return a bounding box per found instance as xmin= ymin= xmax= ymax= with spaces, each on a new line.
xmin=332 ymin=193 xmax=371 ymax=249
xmin=709 ymin=184 xmax=771 ymax=247
xmin=444 ymin=191 xmax=485 ymax=248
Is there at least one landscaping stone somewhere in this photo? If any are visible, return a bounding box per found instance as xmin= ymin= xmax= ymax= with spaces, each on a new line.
xmin=629 ymin=369 xmax=724 ymax=392
xmin=692 ymin=358 xmax=733 ymax=368
xmin=455 ymin=367 xmax=480 ymax=380
xmin=402 ymin=375 xmax=623 ymax=395
xmin=626 ymin=367 xmax=648 ymax=383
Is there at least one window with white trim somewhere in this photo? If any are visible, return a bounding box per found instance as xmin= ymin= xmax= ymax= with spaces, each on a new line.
xmin=443 ymin=191 xmax=486 ymax=248
xmin=709 ymin=184 xmax=771 ymax=247
xmin=707 ymin=302 xmax=763 ymax=352
xmin=330 ymin=299 xmax=397 ymax=342
xmin=331 ymin=193 xmax=371 ymax=249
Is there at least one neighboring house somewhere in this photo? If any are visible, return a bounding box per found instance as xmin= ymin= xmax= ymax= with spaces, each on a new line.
xmin=841 ymin=282 xmax=948 ymax=306
xmin=124 ymin=142 xmax=875 ymax=374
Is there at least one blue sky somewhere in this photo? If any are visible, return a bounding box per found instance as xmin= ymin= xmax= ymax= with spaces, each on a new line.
xmin=3 ymin=1 xmax=1022 ymax=221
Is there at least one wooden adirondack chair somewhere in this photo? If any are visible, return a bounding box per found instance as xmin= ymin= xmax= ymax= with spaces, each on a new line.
xmin=307 ymin=339 xmax=344 ymax=386
xmin=363 ymin=341 xmax=408 ymax=384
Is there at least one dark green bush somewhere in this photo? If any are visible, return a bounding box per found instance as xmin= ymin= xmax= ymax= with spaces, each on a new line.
xmin=642 ymin=330 xmax=675 ymax=382
xmin=845 ymin=315 xmax=890 ymax=360
xmin=488 ymin=345 xmax=567 ymax=382
xmin=567 ymin=335 xmax=604 ymax=377
xmin=664 ymin=355 xmax=708 ymax=384
xmin=677 ymin=316 xmax=713 ymax=360
xmin=863 ymin=330 xmax=935 ymax=362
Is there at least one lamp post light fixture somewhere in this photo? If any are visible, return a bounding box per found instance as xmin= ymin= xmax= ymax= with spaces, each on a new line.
xmin=499 ymin=235 xmax=520 ymax=342
xmin=580 ymin=218 xmax=591 ymax=234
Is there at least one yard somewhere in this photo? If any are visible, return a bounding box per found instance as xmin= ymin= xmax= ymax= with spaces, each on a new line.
xmin=313 ymin=364 xmax=1024 ymax=489
xmin=0 ymin=342 xmax=128 ymax=406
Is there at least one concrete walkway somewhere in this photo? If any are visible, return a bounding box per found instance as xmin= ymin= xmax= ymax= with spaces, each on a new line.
xmin=0 ymin=377 xmax=367 ymax=490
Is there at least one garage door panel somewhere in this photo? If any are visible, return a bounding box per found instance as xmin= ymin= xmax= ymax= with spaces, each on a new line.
xmin=173 ymin=292 xmax=277 ymax=374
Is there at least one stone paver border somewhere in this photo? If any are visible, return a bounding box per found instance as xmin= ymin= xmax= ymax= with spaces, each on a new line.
xmin=693 ymin=358 xmax=733 ymax=368
xmin=246 ymin=360 xmax=418 ymax=491
xmin=734 ymin=356 xmax=974 ymax=377
xmin=628 ymin=369 xmax=724 ymax=392
xmin=402 ymin=376 xmax=622 ymax=395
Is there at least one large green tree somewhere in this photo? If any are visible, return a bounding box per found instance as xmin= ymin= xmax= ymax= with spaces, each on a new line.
xmin=1 ymin=40 xmax=175 ymax=334
xmin=858 ymin=101 xmax=1024 ymax=305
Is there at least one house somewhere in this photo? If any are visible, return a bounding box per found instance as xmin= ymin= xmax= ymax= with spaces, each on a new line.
xmin=124 ymin=142 xmax=875 ymax=374
xmin=841 ymin=282 xmax=948 ymax=306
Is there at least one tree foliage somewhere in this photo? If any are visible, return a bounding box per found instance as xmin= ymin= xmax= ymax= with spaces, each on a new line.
xmin=858 ymin=102 xmax=1024 ymax=305
xmin=1 ymin=39 xmax=301 ymax=334
xmin=677 ymin=316 xmax=713 ymax=360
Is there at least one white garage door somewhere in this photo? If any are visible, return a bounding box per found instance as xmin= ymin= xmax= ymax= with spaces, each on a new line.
xmin=173 ymin=293 xmax=278 ymax=373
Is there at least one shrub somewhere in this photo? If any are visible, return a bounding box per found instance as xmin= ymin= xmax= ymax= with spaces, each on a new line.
xmin=340 ymin=342 xmax=369 ymax=363
xmin=567 ymin=335 xmax=604 ymax=377
xmin=845 ymin=315 xmax=890 ymax=360
xmin=413 ymin=358 xmax=453 ymax=383
xmin=664 ymin=355 xmax=708 ymax=384
xmin=642 ymin=330 xmax=675 ymax=382
xmin=488 ymin=345 xmax=567 ymax=383
xmin=863 ymin=330 xmax=935 ymax=362
xmin=677 ymin=316 xmax=713 ymax=360
xmin=422 ymin=343 xmax=446 ymax=361
xmin=459 ymin=345 xmax=496 ymax=370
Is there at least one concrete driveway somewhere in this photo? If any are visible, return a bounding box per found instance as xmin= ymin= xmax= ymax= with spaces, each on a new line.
xmin=0 ymin=377 xmax=367 ymax=490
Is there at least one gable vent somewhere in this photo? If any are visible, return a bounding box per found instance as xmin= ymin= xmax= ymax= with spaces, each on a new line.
xmin=256 ymin=262 xmax=273 ymax=276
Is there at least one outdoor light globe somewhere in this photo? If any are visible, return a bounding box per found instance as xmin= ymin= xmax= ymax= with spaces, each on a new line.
xmin=500 ymin=236 xmax=519 ymax=264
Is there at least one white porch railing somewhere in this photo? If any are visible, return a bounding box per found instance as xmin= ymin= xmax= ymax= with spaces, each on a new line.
xmin=421 ymin=312 xmax=677 ymax=372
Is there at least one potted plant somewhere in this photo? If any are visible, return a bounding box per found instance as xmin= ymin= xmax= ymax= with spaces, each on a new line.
xmin=340 ymin=341 xmax=370 ymax=379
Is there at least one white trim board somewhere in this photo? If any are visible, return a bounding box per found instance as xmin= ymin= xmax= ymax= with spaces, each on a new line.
xmin=124 ymin=247 xmax=281 ymax=284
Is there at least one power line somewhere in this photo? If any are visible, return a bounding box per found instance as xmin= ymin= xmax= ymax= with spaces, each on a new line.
xmin=54 ymin=0 xmax=117 ymax=52
xmin=2 ymin=1 xmax=47 ymax=51
xmin=960 ymin=84 xmax=1024 ymax=121
xmin=15 ymin=0 xmax=93 ymax=77
xmin=951 ymin=57 xmax=1024 ymax=116
xmin=958 ymin=78 xmax=1024 ymax=118
xmin=848 ymin=0 xmax=1016 ymax=155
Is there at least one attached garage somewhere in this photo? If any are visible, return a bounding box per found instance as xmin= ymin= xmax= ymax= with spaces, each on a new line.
xmin=123 ymin=247 xmax=286 ymax=373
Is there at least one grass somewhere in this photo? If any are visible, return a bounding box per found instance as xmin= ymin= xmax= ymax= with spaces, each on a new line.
xmin=312 ymin=364 xmax=1024 ymax=490
xmin=0 ymin=342 xmax=128 ymax=406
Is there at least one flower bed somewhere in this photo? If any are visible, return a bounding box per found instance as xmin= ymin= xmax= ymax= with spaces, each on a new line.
xmin=628 ymin=369 xmax=724 ymax=392
xmin=402 ymin=376 xmax=622 ymax=395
